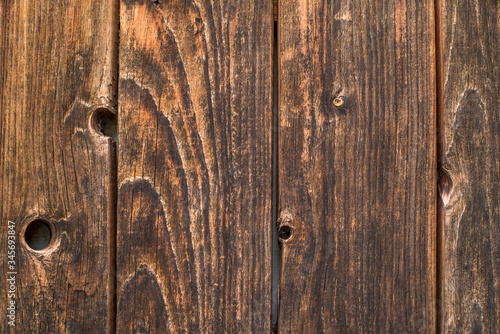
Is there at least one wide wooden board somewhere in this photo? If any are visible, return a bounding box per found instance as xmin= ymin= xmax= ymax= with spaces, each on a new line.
xmin=439 ymin=0 xmax=500 ymax=332
xmin=0 ymin=0 xmax=118 ymax=332
xmin=116 ymin=0 xmax=273 ymax=332
xmin=278 ymin=1 xmax=437 ymax=332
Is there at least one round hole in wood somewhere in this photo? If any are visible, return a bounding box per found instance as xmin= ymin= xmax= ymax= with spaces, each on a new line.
xmin=24 ymin=219 xmax=52 ymax=251
xmin=90 ymin=107 xmax=117 ymax=139
xmin=278 ymin=225 xmax=293 ymax=241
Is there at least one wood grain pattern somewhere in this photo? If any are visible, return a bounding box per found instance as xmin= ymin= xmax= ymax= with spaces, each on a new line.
xmin=0 ymin=0 xmax=118 ymax=332
xmin=116 ymin=0 xmax=273 ymax=332
xmin=278 ymin=1 xmax=437 ymax=332
xmin=439 ymin=0 xmax=500 ymax=332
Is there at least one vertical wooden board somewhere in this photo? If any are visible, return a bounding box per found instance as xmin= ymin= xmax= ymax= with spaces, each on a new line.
xmin=117 ymin=0 xmax=273 ymax=332
xmin=439 ymin=0 xmax=500 ymax=332
xmin=278 ymin=1 xmax=436 ymax=332
xmin=0 ymin=0 xmax=117 ymax=332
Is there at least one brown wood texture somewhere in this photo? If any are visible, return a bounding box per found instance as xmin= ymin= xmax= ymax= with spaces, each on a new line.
xmin=439 ymin=0 xmax=500 ymax=332
xmin=116 ymin=0 xmax=273 ymax=332
xmin=0 ymin=0 xmax=118 ymax=332
xmin=277 ymin=1 xmax=437 ymax=332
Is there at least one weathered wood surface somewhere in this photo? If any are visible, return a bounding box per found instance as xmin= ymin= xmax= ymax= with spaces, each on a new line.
xmin=439 ymin=0 xmax=500 ymax=332
xmin=116 ymin=0 xmax=273 ymax=332
xmin=277 ymin=1 xmax=437 ymax=332
xmin=0 ymin=0 xmax=118 ymax=332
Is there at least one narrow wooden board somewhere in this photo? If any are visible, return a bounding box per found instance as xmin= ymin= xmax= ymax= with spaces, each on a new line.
xmin=439 ymin=0 xmax=500 ymax=332
xmin=278 ymin=1 xmax=437 ymax=332
xmin=0 ymin=0 xmax=118 ymax=332
xmin=117 ymin=0 xmax=273 ymax=332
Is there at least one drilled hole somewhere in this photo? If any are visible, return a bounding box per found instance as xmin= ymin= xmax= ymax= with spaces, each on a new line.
xmin=90 ymin=107 xmax=117 ymax=141
xmin=24 ymin=220 xmax=52 ymax=251
xmin=278 ymin=225 xmax=292 ymax=241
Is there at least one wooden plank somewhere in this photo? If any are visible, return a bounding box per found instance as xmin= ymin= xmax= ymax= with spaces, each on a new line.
xmin=116 ymin=0 xmax=273 ymax=332
xmin=277 ymin=1 xmax=436 ymax=332
xmin=0 ymin=0 xmax=118 ymax=332
xmin=439 ymin=0 xmax=500 ymax=332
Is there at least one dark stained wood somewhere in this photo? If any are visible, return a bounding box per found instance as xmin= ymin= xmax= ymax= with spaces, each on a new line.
xmin=116 ymin=0 xmax=273 ymax=332
xmin=439 ymin=0 xmax=500 ymax=332
xmin=277 ymin=0 xmax=437 ymax=332
xmin=0 ymin=0 xmax=118 ymax=332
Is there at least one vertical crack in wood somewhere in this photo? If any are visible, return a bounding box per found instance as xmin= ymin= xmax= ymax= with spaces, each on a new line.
xmin=108 ymin=0 xmax=120 ymax=332
xmin=108 ymin=137 xmax=118 ymax=334
xmin=273 ymin=0 xmax=278 ymax=22
xmin=434 ymin=0 xmax=444 ymax=331
xmin=271 ymin=20 xmax=280 ymax=333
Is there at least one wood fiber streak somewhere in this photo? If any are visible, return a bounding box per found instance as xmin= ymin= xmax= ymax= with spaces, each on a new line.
xmin=0 ymin=0 xmax=117 ymax=332
xmin=439 ymin=0 xmax=500 ymax=332
xmin=117 ymin=0 xmax=272 ymax=332
xmin=278 ymin=0 xmax=436 ymax=332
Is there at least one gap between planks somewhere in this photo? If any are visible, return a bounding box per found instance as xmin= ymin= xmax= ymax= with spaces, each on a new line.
xmin=434 ymin=0 xmax=445 ymax=332
xmin=107 ymin=0 xmax=120 ymax=332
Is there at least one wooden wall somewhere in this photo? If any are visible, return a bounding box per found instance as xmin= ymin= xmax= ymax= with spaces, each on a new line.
xmin=1 ymin=0 xmax=499 ymax=332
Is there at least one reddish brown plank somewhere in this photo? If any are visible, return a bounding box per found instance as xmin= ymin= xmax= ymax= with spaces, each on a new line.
xmin=439 ymin=0 xmax=500 ymax=332
xmin=278 ymin=0 xmax=437 ymax=332
xmin=0 ymin=0 xmax=118 ymax=332
xmin=116 ymin=0 xmax=273 ymax=332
